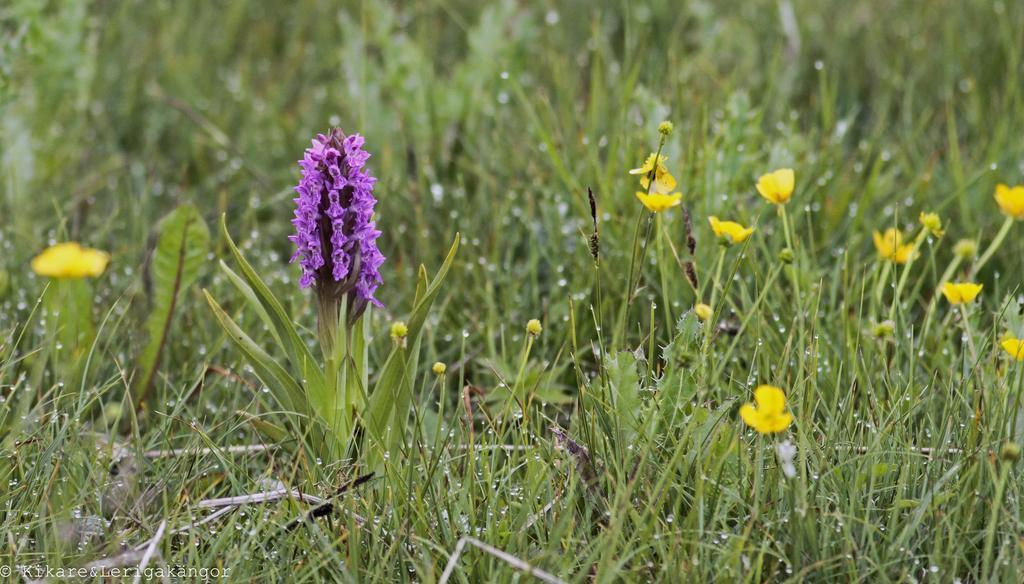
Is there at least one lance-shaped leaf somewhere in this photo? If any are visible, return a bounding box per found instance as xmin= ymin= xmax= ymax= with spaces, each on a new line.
xmin=363 ymin=234 xmax=460 ymax=468
xmin=136 ymin=204 xmax=209 ymax=405
xmin=217 ymin=215 xmax=326 ymax=400
xmin=203 ymin=290 xmax=308 ymax=418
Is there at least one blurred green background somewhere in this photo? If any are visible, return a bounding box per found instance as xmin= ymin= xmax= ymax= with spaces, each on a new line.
xmin=4 ymin=0 xmax=1021 ymax=325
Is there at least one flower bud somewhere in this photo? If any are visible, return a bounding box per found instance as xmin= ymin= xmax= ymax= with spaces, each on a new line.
xmin=778 ymin=248 xmax=794 ymax=264
xmin=954 ymin=239 xmax=978 ymax=260
xmin=1001 ymin=441 xmax=1020 ymax=463
xmin=526 ymin=319 xmax=543 ymax=336
xmin=919 ymin=212 xmax=944 ymax=238
xmin=390 ymin=321 xmax=408 ymax=347
xmin=657 ymin=121 xmax=674 ymax=137
xmin=872 ymin=320 xmax=896 ymax=339
xmin=432 ymin=361 xmax=447 ymax=376
xmin=694 ymin=303 xmax=713 ymax=322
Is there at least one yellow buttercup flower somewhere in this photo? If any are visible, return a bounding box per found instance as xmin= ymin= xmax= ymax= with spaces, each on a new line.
xmin=941 ymin=282 xmax=982 ymax=304
xmin=629 ymin=153 xmax=677 ymax=194
xmin=694 ymin=303 xmax=713 ymax=322
xmin=31 ymin=243 xmax=109 ymax=279
xmin=635 ymin=191 xmax=682 ymax=213
xmin=739 ymin=385 xmax=793 ymax=434
xmin=919 ymin=211 xmax=944 ymax=238
xmin=755 ymin=168 xmax=795 ymax=205
xmin=873 ymin=229 xmax=915 ymax=264
xmin=708 ymin=216 xmax=755 ymax=245
xmin=994 ymin=184 xmax=1024 ymax=220
xmin=1000 ymin=336 xmax=1024 ymax=360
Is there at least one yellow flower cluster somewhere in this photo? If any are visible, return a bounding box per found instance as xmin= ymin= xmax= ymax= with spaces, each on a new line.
xmin=626 ymin=138 xmax=1024 ymax=378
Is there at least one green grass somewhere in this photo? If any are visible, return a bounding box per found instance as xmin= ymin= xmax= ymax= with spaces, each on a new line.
xmin=2 ymin=0 xmax=1024 ymax=581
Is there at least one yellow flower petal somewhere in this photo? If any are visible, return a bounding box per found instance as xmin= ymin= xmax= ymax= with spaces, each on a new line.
xmin=31 ymin=243 xmax=110 ymax=279
xmin=635 ymin=191 xmax=682 ymax=213
xmin=740 ymin=385 xmax=792 ymax=434
xmin=1001 ymin=337 xmax=1024 ymax=361
xmin=873 ymin=228 xmax=915 ymax=264
xmin=941 ymin=282 xmax=982 ymax=305
xmin=629 ymin=153 xmax=665 ymax=176
xmin=640 ymin=168 xmax=677 ymax=194
xmin=763 ymin=412 xmax=794 ymax=433
xmin=708 ymin=216 xmax=755 ymax=244
xmin=754 ymin=385 xmax=787 ymax=415
xmin=739 ymin=404 xmax=760 ymax=428
xmin=995 ymin=183 xmax=1024 ymax=220
xmin=756 ymin=168 xmax=795 ymax=204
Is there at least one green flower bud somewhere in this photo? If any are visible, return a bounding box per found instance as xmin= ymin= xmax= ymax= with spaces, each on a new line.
xmin=1001 ymin=441 xmax=1020 ymax=463
xmin=872 ymin=320 xmax=896 ymax=339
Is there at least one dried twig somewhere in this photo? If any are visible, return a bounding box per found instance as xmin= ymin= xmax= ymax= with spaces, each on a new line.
xmin=281 ymin=472 xmax=375 ymax=533
xmin=439 ymin=536 xmax=566 ymax=584
xmin=196 ymin=488 xmax=326 ymax=509
xmin=523 ymin=497 xmax=559 ymax=530
xmin=550 ymin=426 xmax=600 ymax=494
xmin=143 ymin=444 xmax=274 ymax=459
xmin=131 ymin=485 xmax=335 ymax=552
xmin=462 ymin=385 xmax=486 ymax=444
xmin=133 ymin=506 xmax=237 ymax=552
xmin=133 ymin=520 xmax=166 ymax=584
xmin=84 ymin=550 xmax=148 ymax=570
xmin=839 ymin=445 xmax=965 ymax=457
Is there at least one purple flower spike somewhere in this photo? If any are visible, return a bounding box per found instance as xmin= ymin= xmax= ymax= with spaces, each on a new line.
xmin=290 ymin=128 xmax=385 ymax=314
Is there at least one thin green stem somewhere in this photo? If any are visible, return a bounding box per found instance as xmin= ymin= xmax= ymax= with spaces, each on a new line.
xmin=981 ymin=461 xmax=1010 ymax=582
xmin=618 ymin=138 xmax=667 ymax=345
xmin=919 ymin=255 xmax=963 ymax=346
xmin=779 ymin=205 xmax=803 ymax=310
xmin=958 ymin=304 xmax=979 ymax=363
xmin=972 ymin=216 xmax=1014 ymax=278
xmin=888 ymin=229 xmax=928 ymax=322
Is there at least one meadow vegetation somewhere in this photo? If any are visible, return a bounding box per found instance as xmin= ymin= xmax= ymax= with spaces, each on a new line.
xmin=2 ymin=0 xmax=1024 ymax=581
